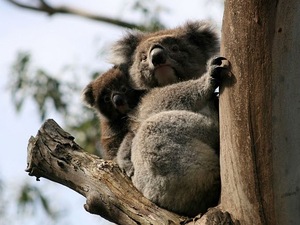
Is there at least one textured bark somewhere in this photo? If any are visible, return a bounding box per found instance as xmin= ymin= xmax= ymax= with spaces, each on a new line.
xmin=220 ymin=0 xmax=300 ymax=224
xmin=26 ymin=119 xmax=184 ymax=225
xmin=26 ymin=120 xmax=184 ymax=224
xmin=26 ymin=119 xmax=235 ymax=225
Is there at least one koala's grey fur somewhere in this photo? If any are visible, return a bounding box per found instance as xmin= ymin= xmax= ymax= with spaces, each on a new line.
xmin=110 ymin=21 xmax=225 ymax=217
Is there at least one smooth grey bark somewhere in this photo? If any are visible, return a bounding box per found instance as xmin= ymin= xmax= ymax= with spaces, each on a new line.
xmin=272 ymin=1 xmax=300 ymax=224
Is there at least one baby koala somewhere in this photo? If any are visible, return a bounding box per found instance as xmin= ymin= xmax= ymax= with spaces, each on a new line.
xmin=82 ymin=66 xmax=145 ymax=159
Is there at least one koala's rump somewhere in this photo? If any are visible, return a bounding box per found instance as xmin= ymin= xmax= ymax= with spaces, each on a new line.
xmin=131 ymin=110 xmax=220 ymax=216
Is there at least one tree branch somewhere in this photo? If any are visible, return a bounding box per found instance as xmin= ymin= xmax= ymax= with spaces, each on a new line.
xmin=26 ymin=119 xmax=183 ymax=224
xmin=5 ymin=0 xmax=148 ymax=31
xmin=26 ymin=119 xmax=235 ymax=225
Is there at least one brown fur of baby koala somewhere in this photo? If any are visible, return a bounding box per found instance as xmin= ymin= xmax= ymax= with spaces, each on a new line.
xmin=82 ymin=66 xmax=145 ymax=159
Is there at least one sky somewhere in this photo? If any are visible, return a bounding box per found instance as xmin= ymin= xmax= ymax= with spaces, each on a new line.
xmin=0 ymin=0 xmax=223 ymax=224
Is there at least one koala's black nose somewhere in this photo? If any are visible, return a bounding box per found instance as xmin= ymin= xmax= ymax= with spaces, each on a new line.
xmin=150 ymin=46 xmax=167 ymax=66
xmin=113 ymin=94 xmax=126 ymax=106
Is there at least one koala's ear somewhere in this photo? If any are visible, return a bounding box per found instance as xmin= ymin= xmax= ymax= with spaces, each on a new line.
xmin=183 ymin=21 xmax=220 ymax=58
xmin=81 ymin=83 xmax=95 ymax=108
xmin=109 ymin=31 xmax=144 ymax=65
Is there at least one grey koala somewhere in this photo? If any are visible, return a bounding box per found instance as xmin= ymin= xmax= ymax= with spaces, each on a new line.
xmin=110 ymin=21 xmax=227 ymax=217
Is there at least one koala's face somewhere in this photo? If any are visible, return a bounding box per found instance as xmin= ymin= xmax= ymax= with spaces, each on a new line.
xmin=130 ymin=35 xmax=207 ymax=89
xmin=110 ymin=21 xmax=220 ymax=90
xmin=83 ymin=67 xmax=143 ymax=121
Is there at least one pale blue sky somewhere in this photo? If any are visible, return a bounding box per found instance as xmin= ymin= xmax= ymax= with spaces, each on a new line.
xmin=0 ymin=1 xmax=223 ymax=224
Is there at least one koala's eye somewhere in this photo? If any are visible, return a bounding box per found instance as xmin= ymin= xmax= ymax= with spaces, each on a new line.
xmin=121 ymin=86 xmax=128 ymax=93
xmin=103 ymin=95 xmax=110 ymax=103
xmin=171 ymin=45 xmax=179 ymax=52
xmin=141 ymin=54 xmax=147 ymax=61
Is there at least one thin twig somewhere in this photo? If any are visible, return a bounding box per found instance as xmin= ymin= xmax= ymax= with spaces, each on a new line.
xmin=5 ymin=0 xmax=148 ymax=30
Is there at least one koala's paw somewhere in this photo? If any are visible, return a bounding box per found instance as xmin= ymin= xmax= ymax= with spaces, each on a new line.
xmin=208 ymin=57 xmax=231 ymax=87
xmin=118 ymin=158 xmax=134 ymax=178
xmin=123 ymin=161 xmax=134 ymax=177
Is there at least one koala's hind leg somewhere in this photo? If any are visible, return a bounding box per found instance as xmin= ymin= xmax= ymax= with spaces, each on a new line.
xmin=131 ymin=110 xmax=220 ymax=216
xmin=116 ymin=131 xmax=135 ymax=177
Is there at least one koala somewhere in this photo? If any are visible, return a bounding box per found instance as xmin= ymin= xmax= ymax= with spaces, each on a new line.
xmin=109 ymin=21 xmax=228 ymax=217
xmin=82 ymin=66 xmax=145 ymax=159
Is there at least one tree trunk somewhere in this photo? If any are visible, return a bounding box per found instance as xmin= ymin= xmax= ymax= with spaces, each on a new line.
xmin=220 ymin=0 xmax=300 ymax=224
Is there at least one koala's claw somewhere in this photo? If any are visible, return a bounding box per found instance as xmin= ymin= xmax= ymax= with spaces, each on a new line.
xmin=209 ymin=57 xmax=231 ymax=87
xmin=126 ymin=167 xmax=134 ymax=178
xmin=210 ymin=56 xmax=228 ymax=66
xmin=120 ymin=161 xmax=134 ymax=178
